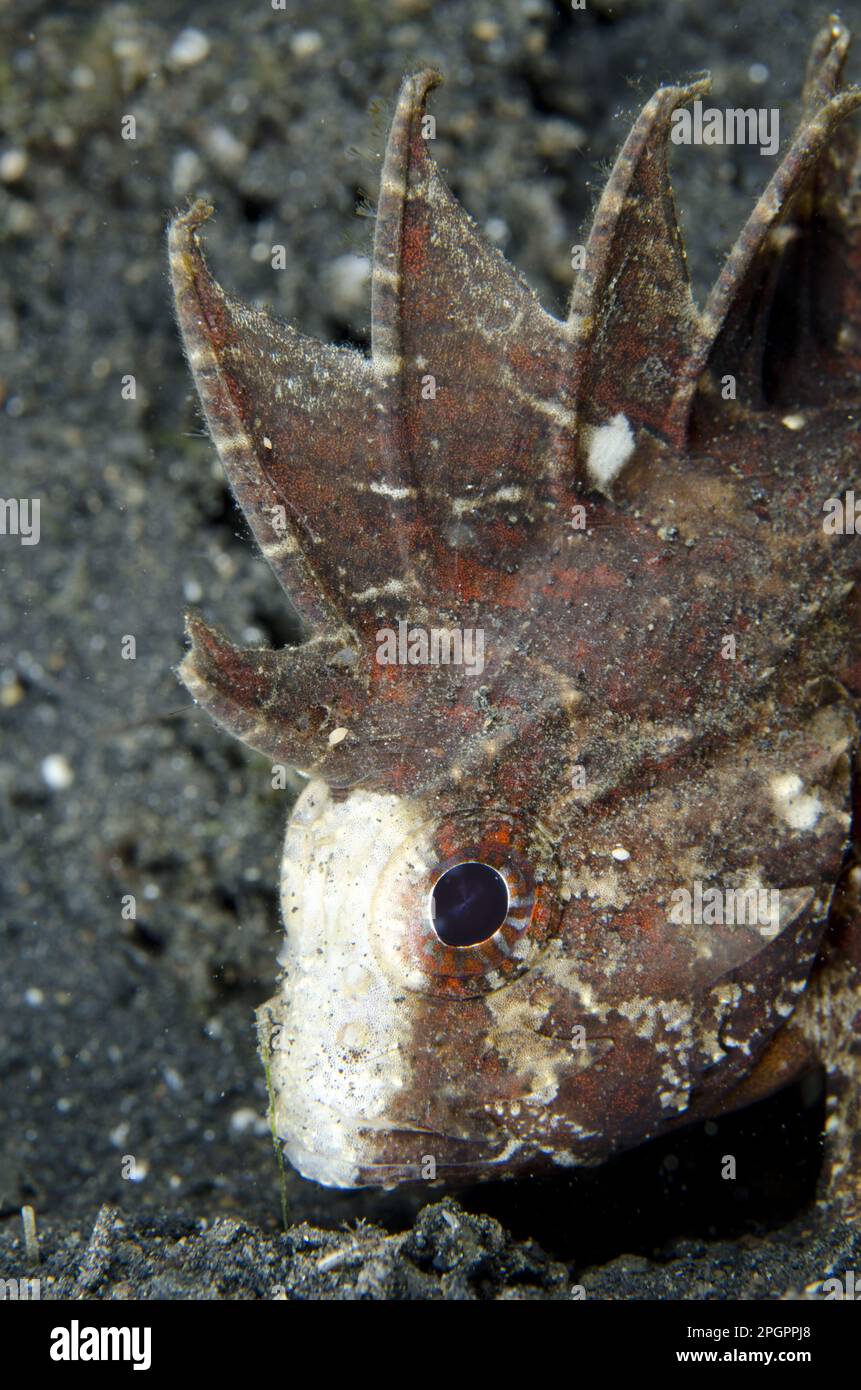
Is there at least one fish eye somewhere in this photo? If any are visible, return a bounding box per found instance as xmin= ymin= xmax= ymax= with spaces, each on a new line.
xmin=430 ymin=861 xmax=510 ymax=947
xmin=372 ymin=810 xmax=562 ymax=997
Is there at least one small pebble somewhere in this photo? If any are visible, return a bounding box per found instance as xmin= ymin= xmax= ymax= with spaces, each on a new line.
xmin=536 ymin=118 xmax=586 ymax=159
xmin=172 ymin=149 xmax=203 ymax=198
xmin=0 ymin=149 xmax=27 ymax=182
xmin=41 ymin=753 xmax=74 ymax=790
xmin=291 ymin=30 xmax=323 ymax=59
xmin=202 ymin=124 xmax=246 ymax=172
xmin=0 ymin=675 xmax=24 ymax=707
xmin=325 ymin=254 xmax=371 ymax=318
xmin=230 ymin=1107 xmax=268 ymax=1136
xmin=168 ymin=28 xmax=211 ymax=70
xmin=484 ymin=217 xmax=509 ymax=245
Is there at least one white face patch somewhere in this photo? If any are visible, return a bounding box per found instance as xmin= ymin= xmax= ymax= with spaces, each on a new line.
xmin=585 ymin=412 xmax=636 ymax=491
xmin=260 ymin=780 xmax=426 ymax=1188
xmin=770 ymin=772 xmax=823 ymax=832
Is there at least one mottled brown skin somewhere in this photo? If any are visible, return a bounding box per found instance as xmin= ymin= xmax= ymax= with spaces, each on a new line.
xmin=169 ymin=19 xmax=861 ymax=1209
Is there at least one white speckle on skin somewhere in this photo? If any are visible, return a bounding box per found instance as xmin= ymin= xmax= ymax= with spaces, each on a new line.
xmin=585 ymin=413 xmax=636 ymax=491
xmin=452 ymin=485 xmax=523 ymax=517
xmin=770 ymin=772 xmax=823 ymax=831
xmin=658 ymin=1088 xmax=689 ymax=1112
xmin=368 ymin=481 xmax=416 ymax=500
xmin=350 ymin=577 xmax=407 ymax=602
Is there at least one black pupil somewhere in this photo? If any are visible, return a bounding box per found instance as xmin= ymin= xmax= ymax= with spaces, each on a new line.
xmin=430 ymin=862 xmax=509 ymax=947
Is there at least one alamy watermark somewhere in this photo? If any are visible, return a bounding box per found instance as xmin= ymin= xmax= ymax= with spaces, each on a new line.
xmin=822 ymin=489 xmax=861 ymax=534
xmin=0 ymin=1276 xmax=40 ymax=1300
xmin=820 ymin=1271 xmax=859 ymax=1299
xmin=50 ymin=1321 xmax=151 ymax=1370
xmin=0 ymin=497 xmax=39 ymax=545
xmin=669 ymin=880 xmax=780 ymax=936
xmin=376 ymin=620 xmax=485 ymax=677
xmin=671 ymin=101 xmax=779 ymax=157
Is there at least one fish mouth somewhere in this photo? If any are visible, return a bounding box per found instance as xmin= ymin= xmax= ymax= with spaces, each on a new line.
xmin=280 ymin=1098 xmax=517 ymax=1190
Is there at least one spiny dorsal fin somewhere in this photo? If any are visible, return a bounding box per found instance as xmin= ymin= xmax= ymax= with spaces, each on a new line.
xmin=804 ymin=12 xmax=851 ymax=107
xmin=798 ymin=15 xmax=861 ymax=365
xmin=170 ymin=202 xmax=432 ymax=637
xmin=370 ymin=70 xmax=577 ymax=573
xmin=568 ymin=79 xmax=709 ymax=452
xmin=179 ymin=614 xmax=369 ymax=781
xmin=668 ymin=19 xmax=861 ymax=431
xmin=172 ymin=31 xmax=861 ymax=794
